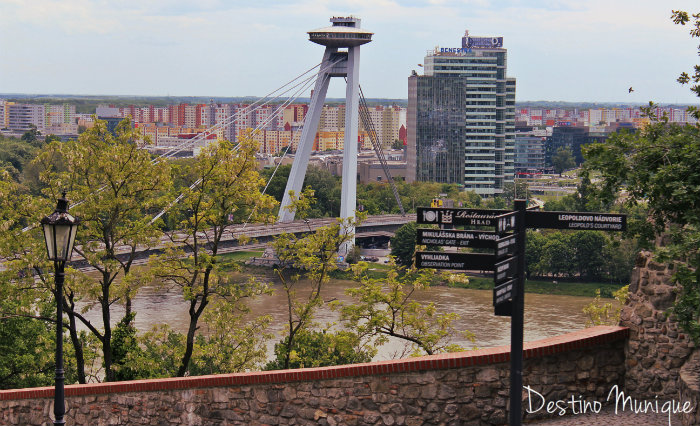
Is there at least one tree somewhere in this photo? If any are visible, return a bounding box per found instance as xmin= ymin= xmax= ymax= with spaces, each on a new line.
xmin=265 ymin=329 xmax=373 ymax=370
xmin=390 ymin=222 xmax=417 ymax=267
xmin=524 ymin=230 xmax=547 ymax=279
xmin=148 ymin=136 xmax=276 ymax=376
xmin=500 ymin=180 xmax=531 ymax=206
xmin=270 ymin=188 xmax=359 ymax=369
xmin=391 ymin=139 xmax=404 ymax=149
xmin=583 ymin=99 xmax=700 ymax=342
xmin=0 ymin=173 xmax=63 ymax=387
xmin=32 ymin=117 xmax=172 ymax=381
xmin=20 ymin=125 xmax=41 ymax=147
xmin=583 ymin=286 xmax=629 ymax=327
xmin=260 ymin=164 xmax=341 ymax=218
xmin=570 ymin=231 xmax=607 ymax=281
xmin=552 ymin=146 xmax=576 ymax=175
xmin=338 ymin=262 xmax=471 ymax=356
xmin=0 ymin=296 xmax=55 ymax=389
xmin=537 ymin=232 xmax=575 ymax=278
xmin=672 ymin=10 xmax=700 ymax=107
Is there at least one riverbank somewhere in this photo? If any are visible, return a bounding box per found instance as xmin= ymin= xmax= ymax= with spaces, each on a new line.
xmin=233 ymin=254 xmax=624 ymax=299
xmin=223 ymin=249 xmax=625 ymax=299
xmin=448 ymin=276 xmax=625 ymax=298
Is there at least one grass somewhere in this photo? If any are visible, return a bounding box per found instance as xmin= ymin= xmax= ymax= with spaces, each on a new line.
xmin=329 ymin=262 xmax=392 ymax=280
xmin=447 ymin=275 xmax=625 ymax=298
xmin=242 ymin=258 xmax=624 ymax=299
xmin=219 ymin=249 xmax=265 ymax=262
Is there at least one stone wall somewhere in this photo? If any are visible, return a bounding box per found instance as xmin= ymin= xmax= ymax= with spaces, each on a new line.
xmin=679 ymin=350 xmax=699 ymax=426
xmin=620 ymin=251 xmax=696 ymax=399
xmin=0 ymin=326 xmax=627 ymax=426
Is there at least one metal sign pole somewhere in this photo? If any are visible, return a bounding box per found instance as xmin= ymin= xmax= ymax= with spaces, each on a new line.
xmin=414 ymin=203 xmax=626 ymax=426
xmin=510 ymin=199 xmax=527 ymax=426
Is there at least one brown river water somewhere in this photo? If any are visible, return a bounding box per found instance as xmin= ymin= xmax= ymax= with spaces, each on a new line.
xmin=78 ymin=273 xmax=594 ymax=361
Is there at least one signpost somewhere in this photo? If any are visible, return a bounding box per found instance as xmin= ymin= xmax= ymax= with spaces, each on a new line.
xmin=417 ymin=207 xmax=507 ymax=227
xmin=416 ymin=228 xmax=498 ymax=248
xmin=415 ymin=251 xmax=493 ymax=271
xmin=525 ymin=211 xmax=626 ymax=231
xmin=414 ymin=203 xmax=626 ymax=426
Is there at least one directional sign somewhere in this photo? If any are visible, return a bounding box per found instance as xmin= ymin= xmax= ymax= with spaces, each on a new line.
xmin=525 ymin=211 xmax=626 ymax=231
xmin=415 ymin=251 xmax=494 ymax=271
xmin=493 ymin=278 xmax=516 ymax=306
xmin=416 ymin=229 xmax=498 ymax=248
xmin=495 ymin=212 xmax=517 ymax=235
xmin=495 ymin=300 xmax=513 ymax=317
xmin=495 ymin=234 xmax=517 ymax=259
xmin=417 ymin=208 xmax=508 ymax=227
xmin=494 ymin=256 xmax=517 ymax=284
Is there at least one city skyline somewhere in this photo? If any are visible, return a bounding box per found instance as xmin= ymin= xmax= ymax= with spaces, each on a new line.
xmin=1 ymin=0 xmax=699 ymax=104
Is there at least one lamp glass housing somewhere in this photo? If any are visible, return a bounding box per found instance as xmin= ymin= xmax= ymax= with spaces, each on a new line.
xmin=42 ymin=223 xmax=78 ymax=262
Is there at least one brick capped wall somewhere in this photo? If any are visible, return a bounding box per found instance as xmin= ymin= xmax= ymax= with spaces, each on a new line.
xmin=0 ymin=326 xmax=627 ymax=426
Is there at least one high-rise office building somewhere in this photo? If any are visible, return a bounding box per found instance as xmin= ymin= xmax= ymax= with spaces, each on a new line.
xmin=407 ymin=30 xmax=516 ymax=195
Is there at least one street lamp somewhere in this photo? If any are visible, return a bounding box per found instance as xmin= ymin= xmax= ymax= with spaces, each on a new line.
xmin=41 ymin=192 xmax=79 ymax=426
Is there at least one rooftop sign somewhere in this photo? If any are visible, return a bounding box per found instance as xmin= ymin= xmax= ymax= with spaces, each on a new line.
xmin=438 ymin=47 xmax=473 ymax=55
xmin=463 ymin=36 xmax=503 ymax=49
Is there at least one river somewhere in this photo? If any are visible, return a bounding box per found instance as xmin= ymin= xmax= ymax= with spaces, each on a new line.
xmin=79 ymin=274 xmax=595 ymax=361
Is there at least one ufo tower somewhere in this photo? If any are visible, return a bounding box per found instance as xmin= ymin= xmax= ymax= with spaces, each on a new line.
xmin=278 ymin=16 xmax=373 ymax=250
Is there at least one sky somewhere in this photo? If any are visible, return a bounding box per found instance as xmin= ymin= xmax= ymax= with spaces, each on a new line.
xmin=1 ymin=0 xmax=699 ymax=104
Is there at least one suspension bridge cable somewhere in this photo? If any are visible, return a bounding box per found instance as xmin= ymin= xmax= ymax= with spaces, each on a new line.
xmin=357 ymin=83 xmax=406 ymax=215
xmin=19 ymin=63 xmax=328 ymax=233
xmin=157 ymin=56 xmax=345 ymax=160
xmin=153 ymin=62 xmax=326 ymax=160
xmin=148 ymin=62 xmax=327 ymax=225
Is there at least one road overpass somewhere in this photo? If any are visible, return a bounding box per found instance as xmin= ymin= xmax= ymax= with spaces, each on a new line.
xmin=71 ymin=214 xmax=415 ymax=271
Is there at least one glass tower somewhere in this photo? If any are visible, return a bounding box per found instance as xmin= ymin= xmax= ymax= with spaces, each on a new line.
xmin=407 ymin=30 xmax=516 ymax=196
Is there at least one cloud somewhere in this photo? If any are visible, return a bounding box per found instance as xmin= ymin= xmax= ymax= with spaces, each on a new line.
xmin=1 ymin=0 xmax=698 ymax=101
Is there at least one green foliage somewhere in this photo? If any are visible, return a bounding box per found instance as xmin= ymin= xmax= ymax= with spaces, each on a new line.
xmin=670 ymin=263 xmax=700 ymax=344
xmin=455 ymin=275 xmax=625 ymax=298
xmin=271 ymin=190 xmax=360 ymax=369
xmin=0 ymin=136 xmax=39 ymax=178
xmin=0 ymin=309 xmax=54 ymax=389
xmin=338 ymin=262 xmax=471 ymax=356
xmin=188 ymin=304 xmax=272 ymax=375
xmin=345 ymin=245 xmax=363 ymax=264
xmin=672 ymin=10 xmax=700 ymax=106
xmin=20 ymin=125 xmax=42 ymax=146
xmin=524 ymin=230 xmax=634 ymax=283
xmin=552 ymin=146 xmax=576 ymax=175
xmin=261 ymin=165 xmax=340 ymax=218
xmin=583 ymin=103 xmax=700 ymax=343
xmin=265 ymin=329 xmax=374 ymax=370
xmin=390 ymin=222 xmax=417 ymax=267
xmin=148 ymin=135 xmax=276 ymax=377
xmin=122 ymin=325 xmax=185 ymax=379
xmin=32 ymin=117 xmax=173 ymax=382
xmin=583 ymin=285 xmax=630 ymax=327
xmin=111 ymin=313 xmax=140 ymax=381
xmin=500 ymin=180 xmax=531 ymax=206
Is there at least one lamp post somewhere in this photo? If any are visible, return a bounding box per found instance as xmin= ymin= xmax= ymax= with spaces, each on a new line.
xmin=41 ymin=192 xmax=79 ymax=426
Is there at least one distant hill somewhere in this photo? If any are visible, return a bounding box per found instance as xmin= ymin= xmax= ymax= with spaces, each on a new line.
xmin=1 ymin=94 xmax=693 ymax=113
xmin=0 ymin=94 xmax=408 ymax=113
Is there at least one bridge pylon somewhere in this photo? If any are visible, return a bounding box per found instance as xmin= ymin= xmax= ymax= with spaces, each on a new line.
xmin=277 ymin=16 xmax=373 ymax=255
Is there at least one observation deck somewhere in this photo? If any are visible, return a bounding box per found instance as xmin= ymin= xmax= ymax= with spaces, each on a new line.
xmin=308 ymin=16 xmax=373 ymax=48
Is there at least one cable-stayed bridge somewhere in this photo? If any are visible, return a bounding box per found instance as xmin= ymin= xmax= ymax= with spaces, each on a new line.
xmin=21 ymin=16 xmax=406 ymax=261
xmin=141 ymin=16 xmax=405 ymax=252
xmin=71 ymin=214 xmax=415 ymax=271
